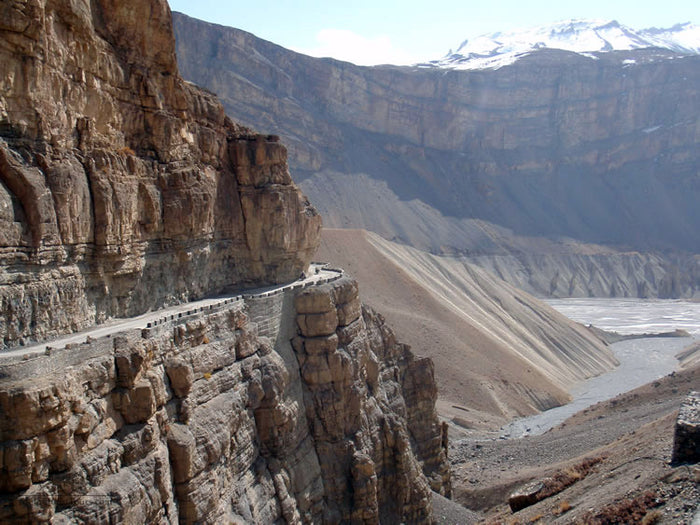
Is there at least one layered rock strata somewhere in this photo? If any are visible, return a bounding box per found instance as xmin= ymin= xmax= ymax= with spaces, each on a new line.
xmin=0 ymin=0 xmax=321 ymax=349
xmin=292 ymin=278 xmax=451 ymax=522
xmin=0 ymin=1 xmax=451 ymax=523
xmin=0 ymin=276 xmax=450 ymax=523
xmin=173 ymin=14 xmax=700 ymax=297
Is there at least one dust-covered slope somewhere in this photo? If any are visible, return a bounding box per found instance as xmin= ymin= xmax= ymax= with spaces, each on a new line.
xmin=317 ymin=229 xmax=617 ymax=427
xmin=452 ymin=364 xmax=700 ymax=523
xmin=302 ymin=172 xmax=700 ymax=299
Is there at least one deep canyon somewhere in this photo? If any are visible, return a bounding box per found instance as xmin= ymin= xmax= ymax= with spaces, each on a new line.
xmin=0 ymin=1 xmax=452 ymax=522
xmin=0 ymin=1 xmax=698 ymax=524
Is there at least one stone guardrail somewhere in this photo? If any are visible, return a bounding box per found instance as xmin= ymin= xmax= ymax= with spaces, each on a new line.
xmin=145 ymin=296 xmax=244 ymax=329
xmin=0 ymin=264 xmax=345 ymax=379
xmin=145 ymin=263 xmax=343 ymax=328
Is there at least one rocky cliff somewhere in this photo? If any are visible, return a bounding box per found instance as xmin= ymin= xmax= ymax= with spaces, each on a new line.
xmin=0 ymin=0 xmax=321 ymax=349
xmin=0 ymin=276 xmax=450 ymax=523
xmin=0 ymin=1 xmax=450 ymax=522
xmin=172 ymin=14 xmax=700 ymax=297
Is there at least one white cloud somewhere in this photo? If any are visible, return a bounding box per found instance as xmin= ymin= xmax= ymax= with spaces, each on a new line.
xmin=292 ymin=28 xmax=417 ymax=66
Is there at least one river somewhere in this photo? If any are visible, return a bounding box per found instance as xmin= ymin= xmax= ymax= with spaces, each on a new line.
xmin=500 ymin=298 xmax=700 ymax=438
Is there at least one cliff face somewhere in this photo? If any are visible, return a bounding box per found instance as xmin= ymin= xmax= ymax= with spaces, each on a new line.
xmin=172 ymin=14 xmax=700 ymax=297
xmin=0 ymin=276 xmax=450 ymax=523
xmin=0 ymin=0 xmax=321 ymax=348
xmin=0 ymin=1 xmax=450 ymax=522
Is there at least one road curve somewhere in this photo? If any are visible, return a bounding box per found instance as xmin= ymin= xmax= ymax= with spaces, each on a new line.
xmin=0 ymin=263 xmax=342 ymax=363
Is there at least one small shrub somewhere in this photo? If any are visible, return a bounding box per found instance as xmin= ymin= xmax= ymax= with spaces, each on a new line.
xmin=579 ymin=490 xmax=663 ymax=524
xmin=203 ymin=372 xmax=212 ymax=380
xmin=202 ymin=335 xmax=210 ymax=344
xmin=563 ymin=467 xmax=583 ymax=481
xmin=641 ymin=510 xmax=662 ymax=525
xmin=118 ymin=146 xmax=136 ymax=156
xmin=509 ymin=456 xmax=606 ymax=513
xmin=547 ymin=456 xmax=605 ymax=496
xmin=556 ymin=501 xmax=572 ymax=515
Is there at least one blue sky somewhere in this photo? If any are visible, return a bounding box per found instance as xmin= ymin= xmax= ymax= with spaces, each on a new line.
xmin=167 ymin=0 xmax=700 ymax=65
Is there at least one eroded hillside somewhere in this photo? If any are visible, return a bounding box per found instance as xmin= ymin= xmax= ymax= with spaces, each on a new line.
xmin=316 ymin=229 xmax=617 ymax=427
xmin=173 ymin=14 xmax=700 ymax=297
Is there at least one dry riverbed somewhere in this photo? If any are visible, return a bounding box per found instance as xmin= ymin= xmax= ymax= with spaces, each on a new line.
xmin=448 ymin=364 xmax=700 ymax=524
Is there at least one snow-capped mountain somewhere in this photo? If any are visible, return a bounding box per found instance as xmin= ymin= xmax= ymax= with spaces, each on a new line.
xmin=426 ymin=20 xmax=700 ymax=70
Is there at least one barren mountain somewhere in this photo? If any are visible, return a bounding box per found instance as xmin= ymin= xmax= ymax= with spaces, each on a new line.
xmin=172 ymin=14 xmax=700 ymax=298
xmin=316 ymin=229 xmax=616 ymax=426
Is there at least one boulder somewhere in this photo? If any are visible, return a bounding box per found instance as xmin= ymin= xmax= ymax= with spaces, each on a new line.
xmin=672 ymin=391 xmax=700 ymax=464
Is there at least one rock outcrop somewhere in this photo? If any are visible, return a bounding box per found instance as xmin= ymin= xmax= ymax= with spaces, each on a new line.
xmin=0 ymin=1 xmax=450 ymax=523
xmin=0 ymin=0 xmax=321 ymax=349
xmin=672 ymin=391 xmax=699 ymax=465
xmin=172 ymin=14 xmax=700 ymax=297
xmin=292 ymin=278 xmax=451 ymax=522
xmin=0 ymin=276 xmax=450 ymax=523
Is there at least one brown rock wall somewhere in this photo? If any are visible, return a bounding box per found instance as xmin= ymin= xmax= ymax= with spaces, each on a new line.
xmin=0 ymin=278 xmax=450 ymax=523
xmin=0 ymin=2 xmax=449 ymax=523
xmin=292 ymin=277 xmax=451 ymax=523
xmin=0 ymin=0 xmax=321 ymax=349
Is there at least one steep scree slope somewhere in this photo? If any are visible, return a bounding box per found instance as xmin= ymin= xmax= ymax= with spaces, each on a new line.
xmin=316 ymin=229 xmax=617 ymax=426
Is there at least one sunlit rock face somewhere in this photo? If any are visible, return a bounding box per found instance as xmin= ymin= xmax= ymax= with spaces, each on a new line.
xmin=0 ymin=1 xmax=449 ymax=522
xmin=0 ymin=277 xmax=450 ymax=523
xmin=0 ymin=0 xmax=321 ymax=348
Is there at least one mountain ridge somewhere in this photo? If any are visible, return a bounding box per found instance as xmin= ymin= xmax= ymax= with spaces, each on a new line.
xmin=173 ymin=13 xmax=700 ymax=298
xmin=428 ymin=19 xmax=700 ymax=70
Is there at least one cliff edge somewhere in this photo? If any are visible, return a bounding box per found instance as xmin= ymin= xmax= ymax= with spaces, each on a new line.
xmin=0 ymin=1 xmax=451 ymax=523
xmin=0 ymin=0 xmax=321 ymax=349
xmin=0 ymin=276 xmax=451 ymax=523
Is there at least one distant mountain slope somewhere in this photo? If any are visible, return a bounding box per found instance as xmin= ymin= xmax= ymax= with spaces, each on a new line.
xmin=299 ymin=171 xmax=700 ymax=298
xmin=427 ymin=19 xmax=700 ymax=70
xmin=173 ymin=13 xmax=700 ymax=297
xmin=316 ymin=229 xmax=617 ymax=427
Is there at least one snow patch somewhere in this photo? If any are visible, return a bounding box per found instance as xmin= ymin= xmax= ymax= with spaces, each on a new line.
xmin=422 ymin=19 xmax=700 ymax=71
